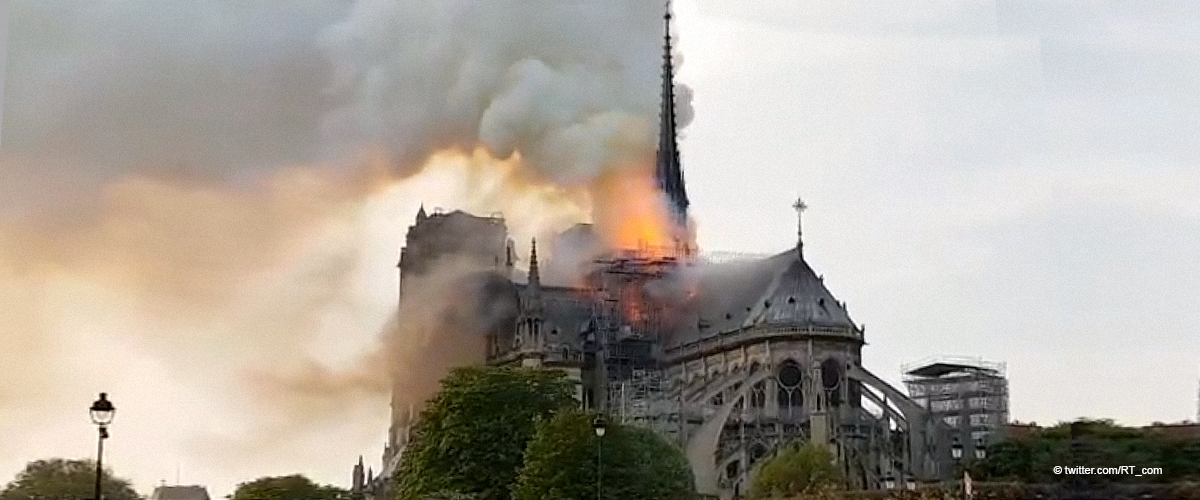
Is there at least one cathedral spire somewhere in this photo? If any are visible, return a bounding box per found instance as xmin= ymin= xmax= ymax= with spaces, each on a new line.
xmin=416 ymin=203 xmax=427 ymax=222
xmin=656 ymin=1 xmax=690 ymax=228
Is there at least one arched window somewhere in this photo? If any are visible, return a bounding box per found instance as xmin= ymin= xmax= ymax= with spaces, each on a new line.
xmin=750 ymin=382 xmax=766 ymax=408
xmin=778 ymin=360 xmax=803 ymax=388
xmin=821 ymin=358 xmax=841 ymax=389
xmin=776 ymin=359 xmax=804 ymax=415
xmin=821 ymin=358 xmax=843 ymax=406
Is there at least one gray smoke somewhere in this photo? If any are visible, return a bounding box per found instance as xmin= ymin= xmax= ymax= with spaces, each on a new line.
xmin=0 ymin=0 xmax=694 ymax=494
xmin=319 ymin=0 xmax=694 ymax=185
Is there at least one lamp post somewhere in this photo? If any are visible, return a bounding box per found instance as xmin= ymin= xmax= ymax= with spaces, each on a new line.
xmin=90 ymin=393 xmax=115 ymax=500
xmin=974 ymin=438 xmax=987 ymax=460
xmin=592 ymin=414 xmax=607 ymax=500
xmin=951 ymin=436 xmax=964 ymax=461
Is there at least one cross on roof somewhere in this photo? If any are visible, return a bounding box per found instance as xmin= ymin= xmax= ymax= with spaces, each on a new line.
xmin=793 ymin=197 xmax=807 ymax=256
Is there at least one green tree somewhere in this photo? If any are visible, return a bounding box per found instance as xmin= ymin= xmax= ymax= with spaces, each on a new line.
xmin=971 ymin=419 xmax=1200 ymax=484
xmin=512 ymin=410 xmax=694 ymax=500
xmin=749 ymin=442 xmax=842 ymax=499
xmin=395 ymin=366 xmax=577 ymax=500
xmin=1 ymin=458 xmax=140 ymax=500
xmin=230 ymin=475 xmax=348 ymax=500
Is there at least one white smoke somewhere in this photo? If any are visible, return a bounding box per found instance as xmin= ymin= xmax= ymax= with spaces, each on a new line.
xmin=319 ymin=0 xmax=694 ymax=185
xmin=0 ymin=0 xmax=695 ymax=494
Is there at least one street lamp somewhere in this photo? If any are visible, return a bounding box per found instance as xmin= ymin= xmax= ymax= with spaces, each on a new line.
xmin=883 ymin=473 xmax=895 ymax=490
xmin=974 ymin=438 xmax=987 ymax=460
xmin=90 ymin=393 xmax=115 ymax=500
xmin=951 ymin=436 xmax=963 ymax=461
xmin=905 ymin=476 xmax=916 ymax=491
xmin=592 ymin=414 xmax=607 ymax=500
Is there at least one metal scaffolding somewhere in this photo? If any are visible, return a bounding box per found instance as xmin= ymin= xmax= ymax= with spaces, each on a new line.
xmin=589 ymin=247 xmax=684 ymax=440
xmin=902 ymin=356 xmax=1009 ymax=447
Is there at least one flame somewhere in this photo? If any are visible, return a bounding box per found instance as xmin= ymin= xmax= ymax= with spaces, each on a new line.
xmin=590 ymin=170 xmax=691 ymax=258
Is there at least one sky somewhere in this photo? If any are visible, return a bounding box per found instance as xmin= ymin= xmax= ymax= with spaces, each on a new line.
xmin=2 ymin=0 xmax=1200 ymax=497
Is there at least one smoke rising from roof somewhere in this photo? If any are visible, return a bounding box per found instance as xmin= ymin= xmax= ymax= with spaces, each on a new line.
xmin=0 ymin=0 xmax=690 ymax=494
xmin=320 ymin=0 xmax=693 ymax=184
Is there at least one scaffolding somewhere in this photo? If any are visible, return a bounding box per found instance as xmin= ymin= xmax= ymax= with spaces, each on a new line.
xmin=902 ymin=356 xmax=1009 ymax=447
xmin=589 ymin=247 xmax=684 ymax=440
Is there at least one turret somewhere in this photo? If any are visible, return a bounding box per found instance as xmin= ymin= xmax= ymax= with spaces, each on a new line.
xmin=517 ymin=239 xmax=545 ymax=366
xmin=352 ymin=456 xmax=364 ymax=494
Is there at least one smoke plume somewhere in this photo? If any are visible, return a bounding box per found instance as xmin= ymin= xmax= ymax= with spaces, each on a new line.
xmin=0 ymin=0 xmax=693 ymax=494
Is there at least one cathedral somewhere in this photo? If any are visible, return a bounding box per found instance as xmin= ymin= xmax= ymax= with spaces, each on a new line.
xmin=354 ymin=8 xmax=958 ymax=500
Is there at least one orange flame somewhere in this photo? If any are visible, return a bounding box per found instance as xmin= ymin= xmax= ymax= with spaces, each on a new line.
xmin=590 ymin=170 xmax=692 ymax=259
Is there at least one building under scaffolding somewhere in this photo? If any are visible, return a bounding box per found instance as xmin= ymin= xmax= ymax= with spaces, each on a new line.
xmin=903 ymin=356 xmax=1009 ymax=463
xmin=591 ymin=247 xmax=685 ymax=442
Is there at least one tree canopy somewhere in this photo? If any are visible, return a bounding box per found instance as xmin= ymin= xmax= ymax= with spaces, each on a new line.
xmin=0 ymin=458 xmax=140 ymax=500
xmin=230 ymin=475 xmax=348 ymax=500
xmin=512 ymin=410 xmax=694 ymax=500
xmin=394 ymin=366 xmax=577 ymax=500
xmin=972 ymin=419 xmax=1200 ymax=483
xmin=749 ymin=442 xmax=843 ymax=499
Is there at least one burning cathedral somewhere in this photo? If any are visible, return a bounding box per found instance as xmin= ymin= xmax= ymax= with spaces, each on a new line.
xmin=353 ymin=8 xmax=958 ymax=500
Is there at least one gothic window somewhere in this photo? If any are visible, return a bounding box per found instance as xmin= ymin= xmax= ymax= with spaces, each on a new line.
xmin=776 ymin=359 xmax=804 ymax=415
xmin=750 ymin=382 xmax=766 ymax=408
xmin=778 ymin=360 xmax=803 ymax=388
xmin=777 ymin=386 xmax=802 ymax=414
xmin=821 ymin=358 xmax=841 ymax=389
xmin=821 ymin=358 xmax=842 ymax=406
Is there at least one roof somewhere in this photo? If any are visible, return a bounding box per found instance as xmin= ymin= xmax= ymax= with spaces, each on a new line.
xmin=512 ymin=282 xmax=595 ymax=347
xmin=151 ymin=486 xmax=211 ymax=500
xmin=904 ymin=359 xmax=1005 ymax=378
xmin=669 ymin=249 xmax=859 ymax=347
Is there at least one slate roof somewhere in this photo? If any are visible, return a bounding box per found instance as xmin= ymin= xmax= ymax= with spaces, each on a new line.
xmin=672 ymin=249 xmax=859 ymax=347
xmin=512 ymin=246 xmax=860 ymax=351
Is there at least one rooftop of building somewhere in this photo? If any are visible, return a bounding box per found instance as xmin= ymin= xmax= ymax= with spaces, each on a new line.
xmin=903 ymin=356 xmax=1007 ymax=379
xmin=150 ymin=485 xmax=211 ymax=500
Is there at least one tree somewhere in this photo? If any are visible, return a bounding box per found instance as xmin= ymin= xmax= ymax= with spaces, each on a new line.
xmin=1 ymin=458 xmax=140 ymax=500
xmin=230 ymin=475 xmax=348 ymax=500
xmin=512 ymin=410 xmax=694 ymax=500
xmin=971 ymin=419 xmax=1200 ymax=484
xmin=749 ymin=442 xmax=842 ymax=499
xmin=395 ymin=366 xmax=577 ymax=500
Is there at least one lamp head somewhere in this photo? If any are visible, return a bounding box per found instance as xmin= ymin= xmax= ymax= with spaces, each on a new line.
xmin=90 ymin=393 xmax=115 ymax=426
xmin=592 ymin=414 xmax=607 ymax=437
